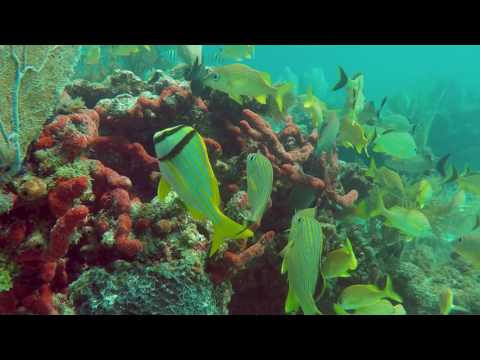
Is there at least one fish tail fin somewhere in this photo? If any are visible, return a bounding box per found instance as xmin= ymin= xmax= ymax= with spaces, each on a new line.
xmin=275 ymin=82 xmax=294 ymax=113
xmin=370 ymin=189 xmax=387 ymax=218
xmin=383 ymin=275 xmax=403 ymax=303
xmin=209 ymin=212 xmax=254 ymax=256
xmin=299 ymin=294 xmax=322 ymax=315
xmin=332 ymin=66 xmax=348 ymax=91
xmin=285 ymin=287 xmax=300 ymax=314
xmin=345 ymin=238 xmax=358 ymax=269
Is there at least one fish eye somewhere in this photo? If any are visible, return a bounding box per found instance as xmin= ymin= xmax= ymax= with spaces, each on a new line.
xmin=457 ymin=237 xmax=463 ymax=243
xmin=211 ymin=72 xmax=220 ymax=81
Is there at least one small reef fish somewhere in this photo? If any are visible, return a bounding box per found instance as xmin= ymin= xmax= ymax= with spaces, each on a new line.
xmin=379 ymin=113 xmax=411 ymax=132
xmin=158 ymin=45 xmax=203 ymax=66
xmin=315 ymin=110 xmax=340 ymax=156
xmin=266 ymin=85 xmax=297 ymax=121
xmin=333 ymin=66 xmax=366 ymax=114
xmin=215 ymin=45 xmax=255 ymax=62
xmin=384 ymin=152 xmax=435 ymax=176
xmin=457 ymin=173 xmax=480 ymax=197
xmin=366 ymin=159 xmax=405 ymax=198
xmin=84 ymin=45 xmax=101 ymax=65
xmin=303 ymin=85 xmax=327 ymax=129
xmin=177 ymin=45 xmax=203 ymax=66
xmin=454 ymin=230 xmax=480 ymax=269
xmin=202 ymin=63 xmax=293 ymax=112
xmin=373 ymin=131 xmax=417 ymax=159
xmin=414 ymin=179 xmax=433 ymax=209
xmin=246 ymin=152 xmax=274 ymax=225
xmin=282 ymin=215 xmax=324 ymax=315
xmin=322 ymin=238 xmax=358 ymax=279
xmin=337 ymin=112 xmax=370 ymax=155
xmin=334 ymin=299 xmax=402 ymax=315
xmin=153 ymin=125 xmax=253 ymax=256
xmin=111 ymin=45 xmax=151 ymax=57
xmin=337 ymin=275 xmax=403 ymax=310
xmin=439 ymin=288 xmax=469 ymax=315
xmin=372 ymin=190 xmax=432 ymax=239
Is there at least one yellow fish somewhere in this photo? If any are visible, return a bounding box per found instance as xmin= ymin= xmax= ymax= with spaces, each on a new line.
xmin=373 ymin=131 xmax=417 ymax=159
xmin=216 ymin=45 xmax=255 ymax=62
xmin=457 ymin=174 xmax=480 ymax=196
xmin=337 ymin=111 xmax=369 ymax=155
xmin=379 ymin=113 xmax=411 ymax=132
xmin=367 ymin=159 xmax=405 ymax=199
xmin=322 ymin=238 xmax=358 ymax=279
xmin=338 ymin=275 xmax=403 ymax=310
xmin=372 ymin=190 xmax=432 ymax=239
xmin=332 ymin=66 xmax=366 ymax=114
xmin=315 ymin=110 xmax=340 ymax=156
xmin=154 ymin=125 xmax=253 ymax=256
xmin=246 ymin=152 xmax=273 ymax=225
xmin=84 ymin=45 xmax=101 ymax=65
xmin=303 ymin=84 xmax=327 ymax=129
xmin=282 ymin=215 xmax=324 ymax=315
xmin=111 ymin=45 xmax=149 ymax=57
xmin=439 ymin=288 xmax=469 ymax=315
xmin=454 ymin=230 xmax=480 ymax=269
xmin=334 ymin=299 xmax=402 ymax=315
xmin=202 ymin=63 xmax=293 ymax=112
xmin=414 ymin=179 xmax=433 ymax=209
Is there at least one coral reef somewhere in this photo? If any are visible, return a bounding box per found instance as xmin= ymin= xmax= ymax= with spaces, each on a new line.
xmin=1 ymin=49 xmax=478 ymax=316
xmin=0 ymin=45 xmax=81 ymax=177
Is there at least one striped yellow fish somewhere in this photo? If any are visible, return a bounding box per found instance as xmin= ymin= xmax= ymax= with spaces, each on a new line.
xmin=338 ymin=275 xmax=403 ymax=310
xmin=154 ymin=125 xmax=253 ymax=256
xmin=303 ymin=84 xmax=327 ymax=129
xmin=281 ymin=214 xmax=324 ymax=315
xmin=334 ymin=299 xmax=405 ymax=315
xmin=322 ymin=237 xmax=358 ymax=279
xmin=246 ymin=152 xmax=273 ymax=225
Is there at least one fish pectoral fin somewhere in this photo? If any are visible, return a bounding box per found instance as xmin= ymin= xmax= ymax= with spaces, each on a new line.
xmin=209 ymin=212 xmax=254 ymax=256
xmin=452 ymin=304 xmax=470 ymax=313
xmin=255 ymin=94 xmax=267 ymax=104
xmin=157 ymin=177 xmax=172 ymax=201
xmin=229 ymin=93 xmax=244 ymax=104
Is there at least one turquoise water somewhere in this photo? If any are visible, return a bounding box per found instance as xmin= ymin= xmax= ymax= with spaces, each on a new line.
xmin=205 ymin=45 xmax=480 ymax=102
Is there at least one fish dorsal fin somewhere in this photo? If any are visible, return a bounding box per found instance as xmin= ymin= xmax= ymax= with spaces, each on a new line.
xmin=157 ymin=177 xmax=172 ymax=201
xmin=259 ymin=71 xmax=272 ymax=85
xmin=255 ymin=94 xmax=267 ymax=104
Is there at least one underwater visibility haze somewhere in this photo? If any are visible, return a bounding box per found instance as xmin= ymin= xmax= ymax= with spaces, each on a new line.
xmin=0 ymin=44 xmax=480 ymax=315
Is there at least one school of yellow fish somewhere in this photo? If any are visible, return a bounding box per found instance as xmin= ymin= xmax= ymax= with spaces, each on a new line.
xmin=80 ymin=46 xmax=480 ymax=315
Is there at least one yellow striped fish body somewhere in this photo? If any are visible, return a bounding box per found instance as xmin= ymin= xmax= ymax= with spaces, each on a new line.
xmin=246 ymin=153 xmax=273 ymax=225
xmin=154 ymin=125 xmax=253 ymax=256
xmin=283 ymin=215 xmax=324 ymax=315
